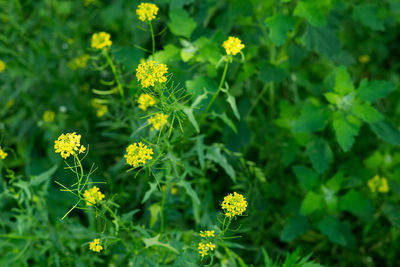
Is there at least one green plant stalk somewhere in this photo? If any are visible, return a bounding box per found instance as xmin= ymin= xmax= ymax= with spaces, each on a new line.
xmin=160 ymin=182 xmax=168 ymax=233
xmin=103 ymin=49 xmax=124 ymax=98
xmin=204 ymin=60 xmax=229 ymax=115
xmin=148 ymin=22 xmax=156 ymax=59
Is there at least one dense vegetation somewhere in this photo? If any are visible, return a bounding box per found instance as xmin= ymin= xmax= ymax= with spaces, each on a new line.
xmin=1 ymin=0 xmax=400 ymax=266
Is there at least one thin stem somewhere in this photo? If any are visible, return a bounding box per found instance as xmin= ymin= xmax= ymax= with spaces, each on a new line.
xmin=160 ymin=182 xmax=167 ymax=233
xmin=103 ymin=49 xmax=124 ymax=98
xmin=148 ymin=22 xmax=156 ymax=59
xmin=204 ymin=60 xmax=230 ymax=115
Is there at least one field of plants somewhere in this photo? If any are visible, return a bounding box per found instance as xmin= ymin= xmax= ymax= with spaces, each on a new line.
xmin=1 ymin=0 xmax=400 ymax=266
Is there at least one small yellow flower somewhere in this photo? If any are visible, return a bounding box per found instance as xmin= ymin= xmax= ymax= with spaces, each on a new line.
xmin=0 ymin=147 xmax=7 ymax=160
xmin=221 ymin=192 xmax=248 ymax=217
xmin=43 ymin=110 xmax=56 ymax=122
xmin=136 ymin=3 xmax=159 ymax=22
xmin=54 ymin=132 xmax=86 ymax=159
xmin=6 ymin=99 xmax=14 ymax=109
xmin=83 ymin=186 xmax=105 ymax=206
xmin=91 ymin=100 xmax=108 ymax=117
xmin=198 ymin=242 xmax=215 ymax=257
xmin=91 ymin=32 xmax=112 ymax=50
xmin=199 ymin=230 xmax=215 ymax=238
xmin=68 ymin=54 xmax=90 ymax=70
xmin=222 ymin=36 xmax=245 ymax=56
xmin=67 ymin=38 xmax=75 ymax=44
xmin=136 ymin=60 xmax=168 ymax=88
xmin=89 ymin=238 xmax=103 ymax=252
xmin=368 ymin=175 xmax=389 ymax=193
xmin=138 ymin=93 xmax=156 ymax=111
xmin=0 ymin=60 xmax=6 ymax=72
xmin=162 ymin=182 xmax=178 ymax=195
xmin=124 ymin=142 xmax=154 ymax=168
xmin=359 ymin=55 xmax=370 ymax=64
xmin=148 ymin=113 xmax=168 ymax=131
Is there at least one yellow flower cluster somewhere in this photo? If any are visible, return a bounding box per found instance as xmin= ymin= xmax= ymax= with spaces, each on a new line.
xmin=221 ymin=192 xmax=248 ymax=217
xmin=148 ymin=113 xmax=168 ymax=131
xmin=68 ymin=54 xmax=90 ymax=70
xmin=89 ymin=238 xmax=103 ymax=252
xmin=200 ymin=230 xmax=215 ymax=238
xmin=136 ymin=3 xmax=159 ymax=22
xmin=91 ymin=32 xmax=112 ymax=50
xmin=54 ymin=132 xmax=86 ymax=159
xmin=0 ymin=60 xmax=5 ymax=72
xmin=43 ymin=110 xmax=55 ymax=122
xmin=124 ymin=142 xmax=154 ymax=168
xmin=222 ymin=36 xmax=245 ymax=56
xmin=83 ymin=186 xmax=105 ymax=206
xmin=368 ymin=175 xmax=389 ymax=193
xmin=136 ymin=60 xmax=168 ymax=88
xmin=198 ymin=242 xmax=215 ymax=257
xmin=359 ymin=54 xmax=370 ymax=64
xmin=91 ymin=100 xmax=108 ymax=117
xmin=0 ymin=147 xmax=7 ymax=160
xmin=138 ymin=93 xmax=156 ymax=111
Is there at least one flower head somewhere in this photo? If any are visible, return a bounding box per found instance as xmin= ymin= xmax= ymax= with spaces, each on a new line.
xmin=89 ymin=238 xmax=103 ymax=252
xmin=138 ymin=93 xmax=156 ymax=111
xmin=198 ymin=242 xmax=215 ymax=257
xmin=136 ymin=60 xmax=168 ymax=88
xmin=43 ymin=110 xmax=55 ymax=122
xmin=68 ymin=54 xmax=90 ymax=70
xmin=368 ymin=175 xmax=389 ymax=193
xmin=83 ymin=186 xmax=105 ymax=206
xmin=148 ymin=113 xmax=168 ymax=131
xmin=136 ymin=3 xmax=159 ymax=22
xmin=200 ymin=230 xmax=215 ymax=238
xmin=221 ymin=192 xmax=247 ymax=217
xmin=124 ymin=142 xmax=153 ymax=168
xmin=54 ymin=132 xmax=86 ymax=159
xmin=0 ymin=60 xmax=6 ymax=72
xmin=222 ymin=36 xmax=245 ymax=56
xmin=0 ymin=147 xmax=7 ymax=160
xmin=91 ymin=32 xmax=112 ymax=50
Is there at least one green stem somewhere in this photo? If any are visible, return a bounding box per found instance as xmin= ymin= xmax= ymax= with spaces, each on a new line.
xmin=103 ymin=49 xmax=124 ymax=98
xmin=160 ymin=183 xmax=167 ymax=233
xmin=204 ymin=60 xmax=229 ymax=115
xmin=149 ymin=22 xmax=156 ymax=59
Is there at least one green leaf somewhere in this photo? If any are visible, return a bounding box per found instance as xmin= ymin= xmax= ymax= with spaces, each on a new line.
xmin=30 ymin=165 xmax=58 ymax=186
xmin=212 ymin=112 xmax=238 ymax=134
xmin=168 ymin=9 xmax=197 ymax=39
xmin=183 ymin=107 xmax=199 ymax=133
xmin=258 ymin=63 xmax=287 ymax=83
xmin=340 ymin=190 xmax=374 ymax=217
xmin=194 ymin=135 xmax=205 ymax=169
xmin=326 ymin=172 xmax=344 ymax=193
xmin=352 ymin=103 xmax=383 ymax=123
xmin=382 ymin=202 xmax=400 ymax=227
xmin=292 ymin=105 xmax=326 ymax=133
xmin=176 ymin=179 xmax=200 ymax=205
xmin=306 ymin=137 xmax=333 ymax=174
xmin=149 ymin=203 xmax=161 ymax=228
xmin=334 ymin=66 xmax=354 ymax=95
xmin=318 ymin=217 xmax=347 ymax=246
xmin=294 ymin=0 xmax=326 ymax=27
xmin=154 ymin=44 xmax=180 ymax=64
xmin=280 ymin=215 xmax=310 ymax=242
xmin=225 ymin=92 xmax=240 ymax=120
xmin=206 ymin=146 xmax=236 ymax=182
xmin=352 ymin=4 xmax=385 ymax=31
xmin=142 ymin=182 xmax=158 ymax=204
xmin=264 ymin=15 xmax=295 ymax=46
xmin=324 ymin=92 xmax=341 ymax=105
xmin=292 ymin=165 xmax=319 ymax=190
xmin=302 ymin=25 xmax=341 ymax=58
xmin=333 ymin=112 xmax=359 ymax=152
xmin=357 ymin=79 xmax=396 ymax=102
xmin=300 ymin=191 xmax=323 ymax=215
xmin=142 ymin=234 xmax=179 ymax=254
xmin=369 ymin=121 xmax=400 ymax=145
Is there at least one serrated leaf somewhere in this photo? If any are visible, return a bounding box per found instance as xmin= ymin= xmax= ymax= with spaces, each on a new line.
xmin=225 ymin=92 xmax=240 ymax=120
xmin=294 ymin=0 xmax=326 ymax=27
xmin=300 ymin=191 xmax=323 ymax=215
xmin=206 ymin=146 xmax=236 ymax=182
xmin=352 ymin=103 xmax=383 ymax=123
xmin=340 ymin=190 xmax=374 ymax=217
xmin=142 ymin=182 xmax=158 ymax=204
xmin=30 ymin=165 xmax=58 ymax=186
xmin=292 ymin=105 xmax=326 ymax=133
xmin=212 ymin=112 xmax=238 ymax=133
xmin=280 ymin=215 xmax=310 ymax=242
xmin=306 ymin=137 xmax=333 ymax=174
xmin=333 ymin=112 xmax=359 ymax=152
xmin=318 ymin=217 xmax=347 ymax=246
xmin=352 ymin=4 xmax=385 ymax=31
xmin=183 ymin=107 xmax=199 ymax=133
xmin=258 ymin=63 xmax=287 ymax=83
xmin=176 ymin=179 xmax=200 ymax=205
xmin=143 ymin=234 xmax=179 ymax=254
xmin=265 ymin=15 xmax=295 ymax=46
xmin=369 ymin=121 xmax=400 ymax=145
xmin=168 ymin=9 xmax=197 ymax=39
xmin=334 ymin=66 xmax=354 ymax=95
xmin=357 ymin=79 xmax=396 ymax=102
xmin=292 ymin=165 xmax=319 ymax=190
xmin=302 ymin=25 xmax=341 ymax=58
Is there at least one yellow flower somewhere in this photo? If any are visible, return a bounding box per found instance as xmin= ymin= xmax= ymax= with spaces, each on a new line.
xmin=359 ymin=55 xmax=370 ymax=64
xmin=136 ymin=60 xmax=168 ymax=88
xmin=138 ymin=93 xmax=156 ymax=111
xmin=54 ymin=132 xmax=86 ymax=159
xmin=148 ymin=113 xmax=168 ymax=131
xmin=0 ymin=147 xmax=7 ymax=160
xmin=161 ymin=182 xmax=178 ymax=195
xmin=368 ymin=175 xmax=389 ymax=193
xmin=0 ymin=60 xmax=6 ymax=72
xmin=43 ymin=110 xmax=56 ymax=122
xmin=91 ymin=32 xmax=112 ymax=50
xmin=83 ymin=186 xmax=105 ymax=206
xmin=89 ymin=238 xmax=103 ymax=252
xmin=91 ymin=100 xmax=108 ymax=117
xmin=199 ymin=230 xmax=215 ymax=238
xmin=222 ymin=36 xmax=245 ymax=56
xmin=68 ymin=54 xmax=90 ymax=70
xmin=136 ymin=3 xmax=159 ymax=22
xmin=198 ymin=242 xmax=215 ymax=257
xmin=124 ymin=142 xmax=153 ymax=168
xmin=221 ymin=192 xmax=248 ymax=217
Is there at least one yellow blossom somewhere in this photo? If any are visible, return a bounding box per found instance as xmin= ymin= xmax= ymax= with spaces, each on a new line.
xmin=221 ymin=192 xmax=248 ymax=217
xmin=161 ymin=182 xmax=178 ymax=195
xmin=91 ymin=100 xmax=108 ymax=117
xmin=68 ymin=54 xmax=90 ymax=70
xmin=148 ymin=113 xmax=168 ymax=131
xmin=359 ymin=55 xmax=370 ymax=64
xmin=54 ymin=132 xmax=86 ymax=159
xmin=91 ymin=32 xmax=112 ymax=50
xmin=136 ymin=3 xmax=159 ymax=22
xmin=200 ymin=230 xmax=215 ymax=238
xmin=368 ymin=175 xmax=389 ymax=193
xmin=124 ymin=142 xmax=153 ymax=168
xmin=0 ymin=60 xmax=6 ymax=72
xmin=222 ymin=36 xmax=245 ymax=56
xmin=138 ymin=93 xmax=156 ymax=111
xmin=136 ymin=60 xmax=168 ymax=88
xmin=43 ymin=110 xmax=56 ymax=122
xmin=0 ymin=147 xmax=7 ymax=160
xmin=198 ymin=242 xmax=215 ymax=257
xmin=83 ymin=186 xmax=105 ymax=206
xmin=89 ymin=238 xmax=103 ymax=252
